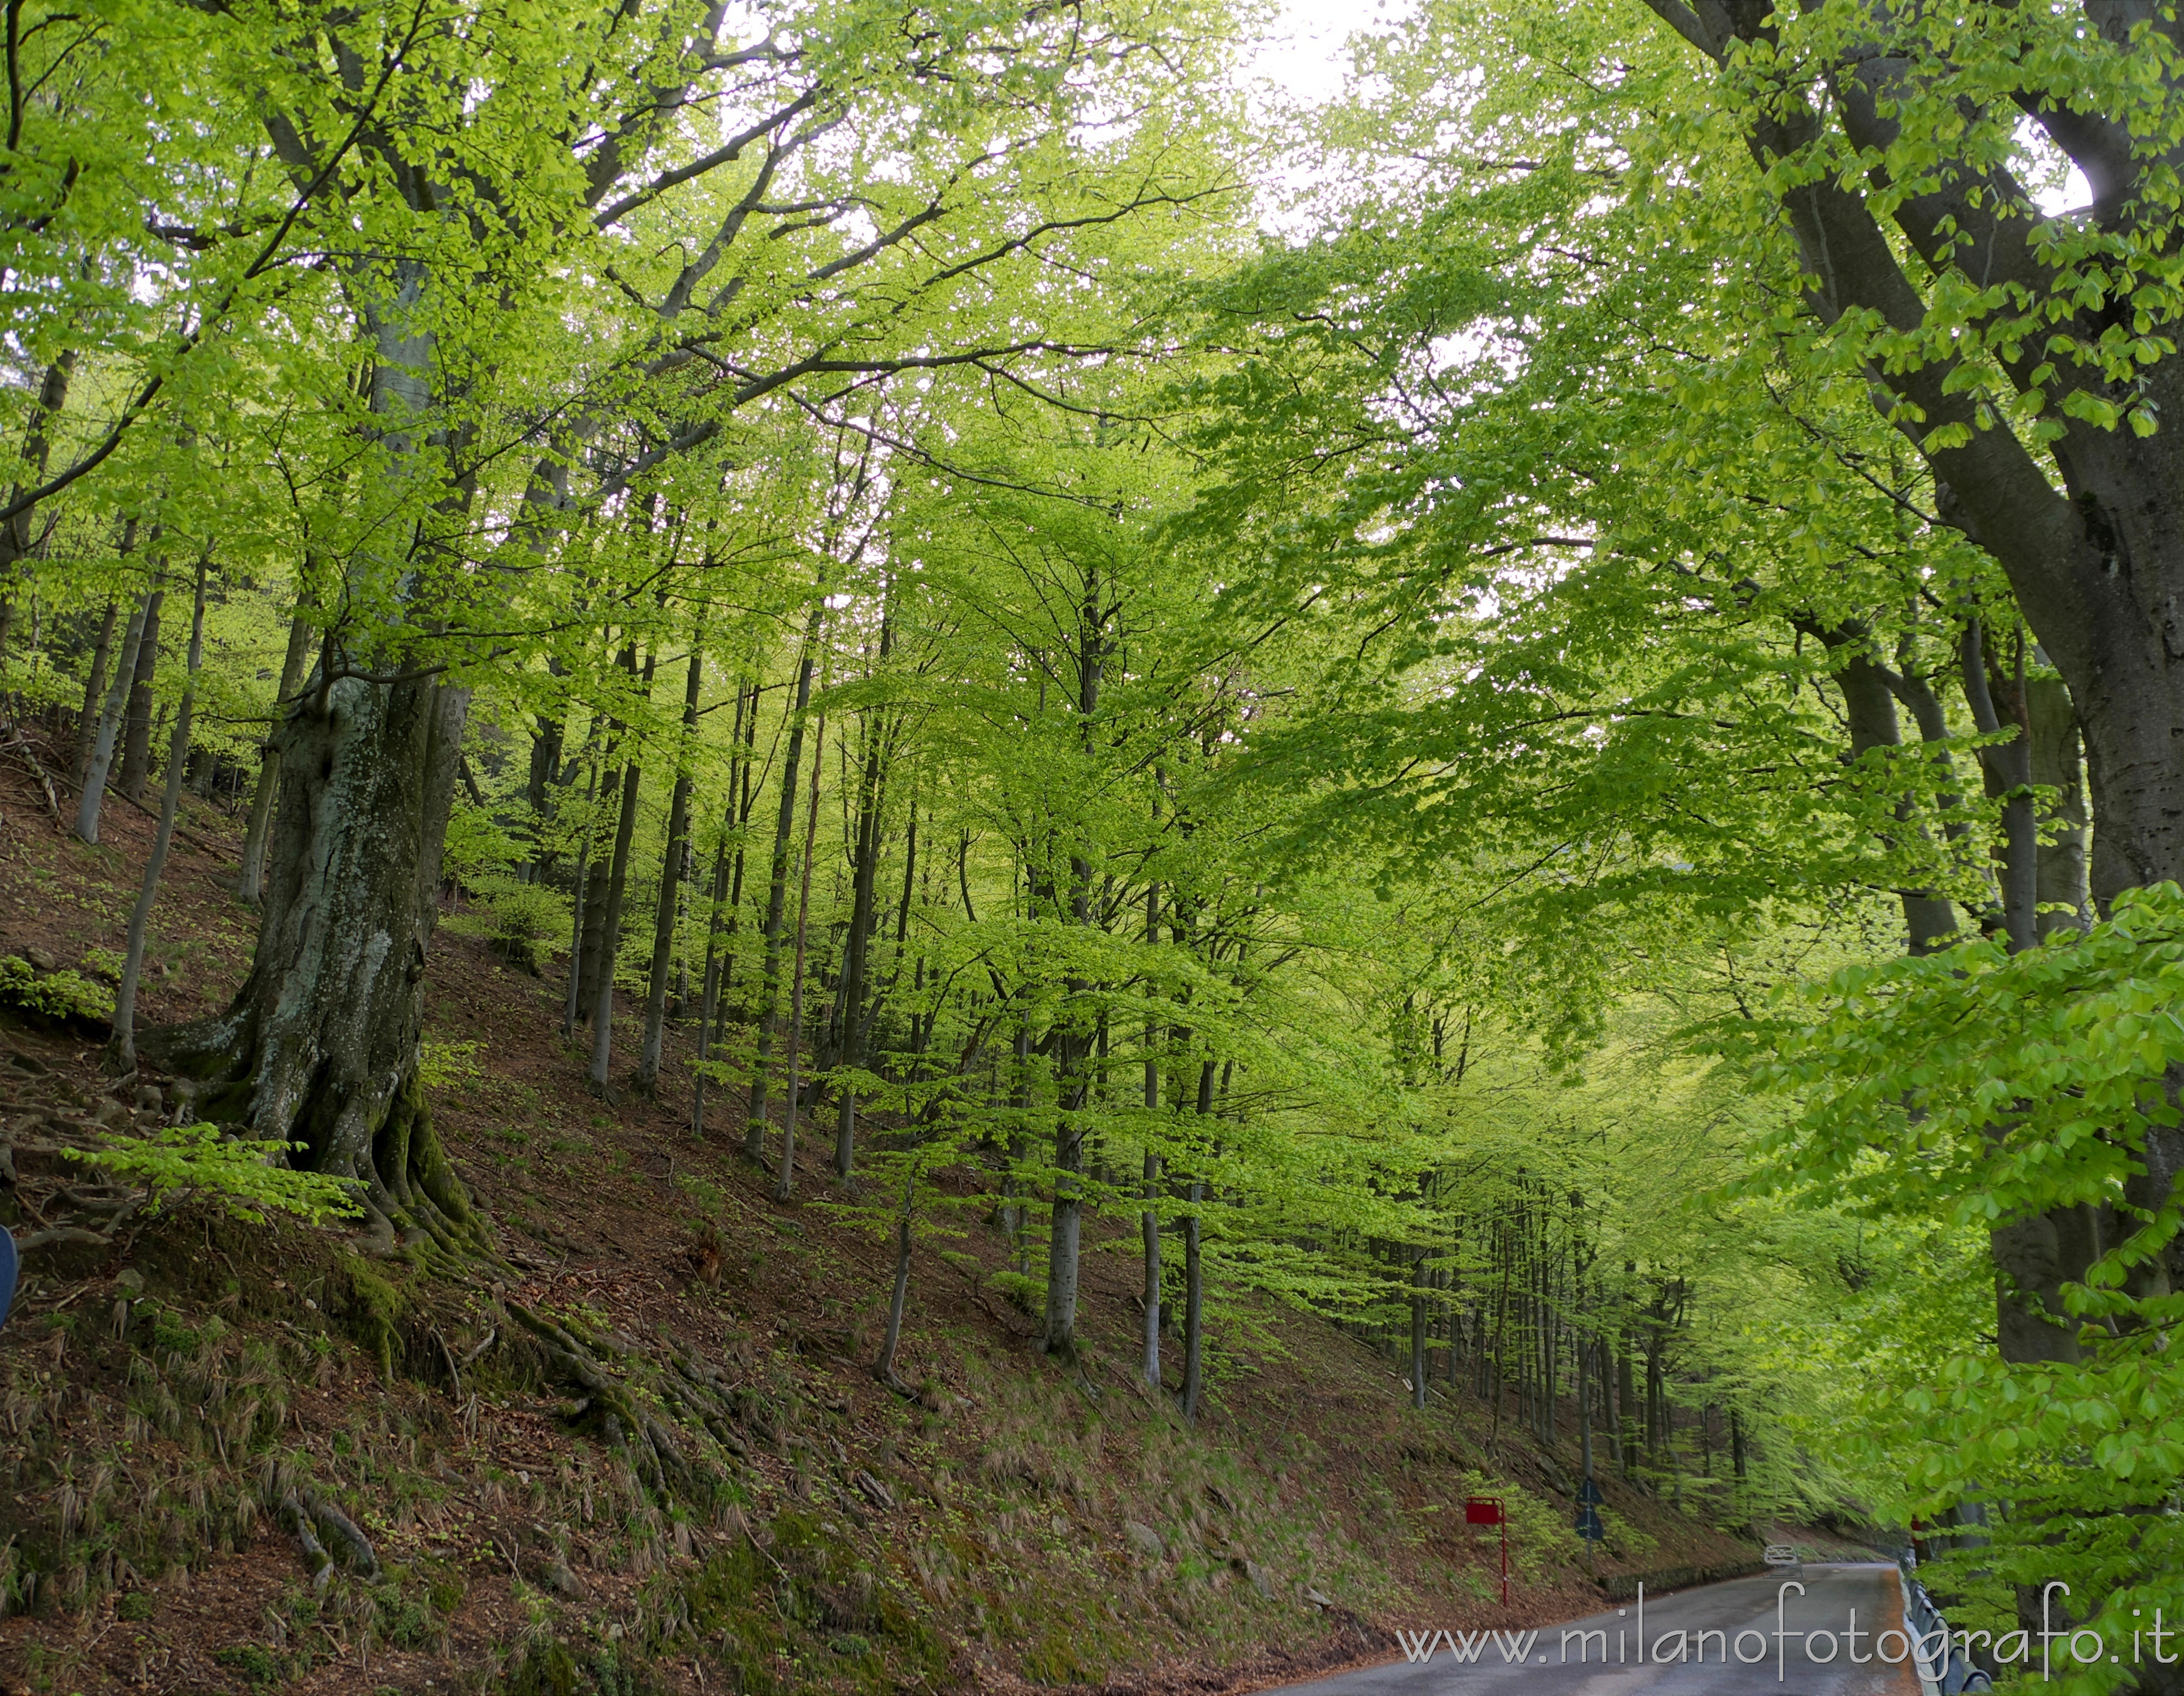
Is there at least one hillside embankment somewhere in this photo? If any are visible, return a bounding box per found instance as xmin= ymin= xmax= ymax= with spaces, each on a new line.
xmin=0 ymin=755 xmax=1788 ymax=1696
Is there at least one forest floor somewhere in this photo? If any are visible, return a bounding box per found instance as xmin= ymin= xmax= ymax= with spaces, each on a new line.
xmin=0 ymin=750 xmax=1833 ymax=1696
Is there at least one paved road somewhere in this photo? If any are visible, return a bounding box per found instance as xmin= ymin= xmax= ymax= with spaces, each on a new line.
xmin=1284 ymin=1564 xmax=1925 ymax=1696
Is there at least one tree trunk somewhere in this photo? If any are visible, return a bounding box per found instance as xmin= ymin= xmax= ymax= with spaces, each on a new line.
xmin=876 ymin=1199 xmax=913 ymax=1388
xmin=239 ymin=607 xmax=319 ymax=905
xmin=586 ymin=751 xmax=645 ymax=1091
xmin=1041 ymin=570 xmax=1106 ymax=1361
xmin=694 ymin=677 xmax=757 ymax=1139
xmin=0 ymin=350 xmax=77 ymax=663
xmin=1617 ymin=1335 xmax=1638 ymax=1478
xmin=1041 ymin=1044 xmax=1087 ymax=1357
xmin=1959 ymin=620 xmax=2040 ymax=954
xmin=774 ymin=701 xmax=827 ymax=1202
xmin=114 ymin=557 xmax=209 ymax=1072
xmin=1409 ymin=1252 xmax=1429 ymax=1409
xmin=70 ymin=599 xmax=118 ymax=791
xmin=831 ymin=716 xmax=891 ymax=1182
xmin=141 ymin=664 xmax=479 ymax=1258
xmin=1647 ymin=0 xmax=2184 ymax=1404
xmin=1812 ymin=624 xmax=1960 ymax=951
xmin=577 ymin=644 xmax=639 ymax=1021
xmin=1578 ymin=1334 xmax=1593 ymax=1481
xmin=1180 ymin=1180 xmax=1204 ymax=1425
xmin=116 ymin=587 xmax=165 ymax=803
xmin=691 ymin=834 xmax=731 ymax=1137
xmin=2026 ymin=665 xmax=2090 ymax=937
xmin=636 ymin=640 xmax=704 ymax=1094
xmin=748 ymin=605 xmax=825 ymax=1158
xmin=562 ymin=753 xmax=601 ymax=1040
xmin=73 ymin=573 xmax=155 ymax=843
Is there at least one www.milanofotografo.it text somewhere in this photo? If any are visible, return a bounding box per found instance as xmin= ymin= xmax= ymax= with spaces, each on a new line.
xmin=1394 ymin=1582 xmax=2184 ymax=1680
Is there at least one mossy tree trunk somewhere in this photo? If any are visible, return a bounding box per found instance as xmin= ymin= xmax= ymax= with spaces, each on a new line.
xmin=144 ymin=664 xmax=482 ymax=1259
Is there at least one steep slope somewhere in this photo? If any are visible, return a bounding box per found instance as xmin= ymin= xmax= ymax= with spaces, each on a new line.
xmin=0 ymin=754 xmax=1766 ymax=1696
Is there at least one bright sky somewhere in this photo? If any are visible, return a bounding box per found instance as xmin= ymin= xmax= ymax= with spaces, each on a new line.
xmin=1248 ymin=0 xmax=1384 ymax=109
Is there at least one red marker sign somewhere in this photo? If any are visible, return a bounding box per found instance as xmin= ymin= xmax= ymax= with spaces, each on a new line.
xmin=1465 ymin=1496 xmax=1509 ymax=1605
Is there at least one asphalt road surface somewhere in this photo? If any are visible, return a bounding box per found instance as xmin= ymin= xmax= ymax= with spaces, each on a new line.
xmin=1283 ymin=1564 xmax=1924 ymax=1696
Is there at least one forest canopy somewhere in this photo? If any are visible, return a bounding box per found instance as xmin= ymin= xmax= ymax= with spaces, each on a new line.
xmin=3 ymin=0 xmax=2183 ymax=1687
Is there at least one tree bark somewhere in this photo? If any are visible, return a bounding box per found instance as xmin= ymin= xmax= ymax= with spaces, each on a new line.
xmin=114 ymin=557 xmax=208 ymax=1073
xmin=694 ymin=676 xmax=757 ymax=1139
xmin=0 ymin=350 xmax=77 ymax=664
xmin=1041 ymin=564 xmax=1106 ymax=1361
xmin=561 ymin=750 xmax=603 ymax=1040
xmin=2026 ymin=665 xmax=2090 ymax=937
xmin=116 ymin=587 xmax=165 ymax=803
xmin=141 ymin=663 xmax=479 ymax=1258
xmin=748 ymin=604 xmax=825 ymax=1159
xmin=239 ymin=607 xmax=319 ymax=906
xmin=636 ymin=639 xmax=704 ymax=1094
xmin=1180 ymin=1180 xmax=1203 ymax=1425
xmin=70 ymin=599 xmax=118 ymax=791
xmin=576 ymin=644 xmax=639 ymax=1022
xmin=1958 ymin=621 xmax=2040 ymax=954
xmin=586 ymin=749 xmax=645 ymax=1091
xmin=775 ymin=700 xmax=827 ymax=1201
xmin=73 ymin=567 xmax=155 ymax=843
xmin=1409 ymin=1251 xmax=1429 ymax=1409
xmin=876 ymin=1196 xmax=913 ymax=1388
xmin=1806 ymin=621 xmax=1959 ymax=951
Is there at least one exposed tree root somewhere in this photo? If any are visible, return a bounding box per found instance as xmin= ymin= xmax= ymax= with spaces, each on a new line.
xmin=279 ymin=1487 xmax=378 ymax=1590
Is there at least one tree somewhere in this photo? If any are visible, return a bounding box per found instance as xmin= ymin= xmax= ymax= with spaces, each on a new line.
xmin=113 ymin=0 xmax=1242 ymax=1249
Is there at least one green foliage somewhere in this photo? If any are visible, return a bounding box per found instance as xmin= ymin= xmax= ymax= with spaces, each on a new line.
xmin=1737 ymin=888 xmax=2184 ymax=1674
xmin=0 ymin=955 xmax=115 ymax=1023
xmin=214 ymin=1643 xmax=287 ymax=1686
xmin=469 ymin=875 xmax=570 ymax=949
xmin=77 ymin=1124 xmax=363 ymax=1226
xmin=418 ymin=1041 xmax=486 ymax=1088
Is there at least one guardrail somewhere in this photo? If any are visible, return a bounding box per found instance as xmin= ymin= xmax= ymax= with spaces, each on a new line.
xmin=1897 ymin=1561 xmax=1994 ymax=1696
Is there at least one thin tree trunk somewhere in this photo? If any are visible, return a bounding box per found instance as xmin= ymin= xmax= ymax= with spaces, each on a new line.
xmin=1960 ymin=618 xmax=2039 ymax=954
xmin=239 ymin=607 xmax=319 ymax=905
xmin=1042 ymin=568 xmax=1106 ymax=1360
xmin=70 ymin=599 xmax=118 ymax=792
xmin=1410 ymin=1251 xmax=1429 ymax=1409
xmin=0 ymin=350 xmax=77 ymax=665
xmin=636 ymin=638 xmax=705 ymax=1093
xmin=831 ymin=631 xmax=895 ymax=1182
xmin=774 ymin=702 xmax=827 ymax=1201
xmin=876 ymin=1191 xmax=913 ymax=1388
xmin=1617 ymin=1331 xmax=1638 ymax=1478
xmin=2026 ymin=660 xmax=2090 ymax=937
xmin=691 ymin=834 xmax=731 ymax=1136
xmin=577 ymin=643 xmax=639 ymax=1020
xmin=748 ymin=605 xmax=825 ymax=1159
xmin=113 ymin=556 xmax=207 ymax=1073
xmin=1141 ymin=878 xmax=1163 ymax=1391
xmin=1180 ymin=1180 xmax=1203 ymax=1425
xmin=561 ymin=754 xmax=601 ymax=1041
xmin=116 ymin=587 xmax=166 ymax=802
xmin=1578 ymin=1334 xmax=1593 ymax=1481
xmin=1141 ymin=1149 xmax=1163 ymax=1391
xmin=693 ymin=676 xmax=757 ymax=1138
xmin=586 ymin=751 xmax=645 ymax=1091
xmin=74 ymin=565 xmax=156 ymax=843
